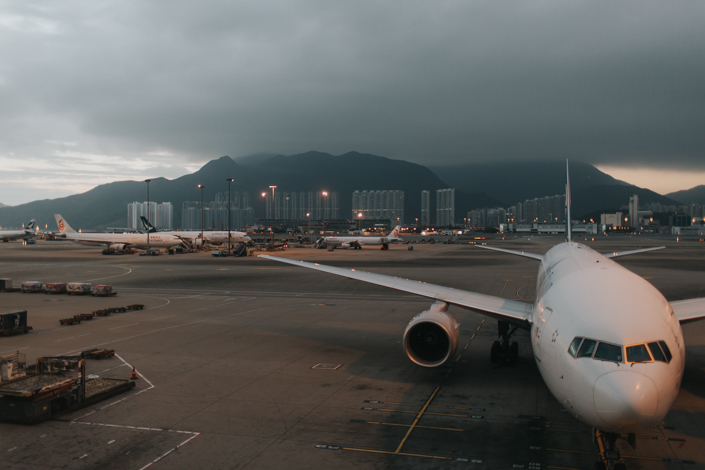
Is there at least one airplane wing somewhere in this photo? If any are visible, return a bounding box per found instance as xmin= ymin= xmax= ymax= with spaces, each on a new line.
xmin=474 ymin=245 xmax=544 ymax=261
xmin=670 ymin=298 xmax=705 ymax=324
xmin=259 ymin=255 xmax=533 ymax=329
xmin=604 ymin=246 xmax=665 ymax=258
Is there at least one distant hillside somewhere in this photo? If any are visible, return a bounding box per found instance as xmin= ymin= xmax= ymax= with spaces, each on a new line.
xmin=0 ymin=152 xmax=500 ymax=230
xmin=430 ymin=161 xmax=627 ymax=203
xmin=430 ymin=160 xmax=681 ymax=216
xmin=667 ymin=185 xmax=705 ymax=204
xmin=0 ymin=154 xmax=688 ymax=229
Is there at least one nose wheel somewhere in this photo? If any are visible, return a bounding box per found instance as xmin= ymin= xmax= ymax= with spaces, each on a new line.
xmin=594 ymin=430 xmax=634 ymax=470
xmin=490 ymin=321 xmax=519 ymax=365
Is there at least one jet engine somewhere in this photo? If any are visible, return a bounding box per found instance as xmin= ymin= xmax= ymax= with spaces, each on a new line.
xmin=403 ymin=302 xmax=459 ymax=367
xmin=109 ymin=243 xmax=126 ymax=253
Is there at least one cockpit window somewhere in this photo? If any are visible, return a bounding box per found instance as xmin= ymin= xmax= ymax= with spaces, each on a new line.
xmin=658 ymin=341 xmax=673 ymax=362
xmin=568 ymin=337 xmax=583 ymax=357
xmin=648 ymin=342 xmax=667 ymax=362
xmin=626 ymin=344 xmax=651 ymax=363
xmin=577 ymin=339 xmax=596 ymax=358
xmin=595 ymin=342 xmax=623 ymax=362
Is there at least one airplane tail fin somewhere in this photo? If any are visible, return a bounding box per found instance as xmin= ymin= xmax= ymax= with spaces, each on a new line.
xmin=25 ymin=219 xmax=36 ymax=231
xmin=565 ymin=160 xmax=572 ymax=242
xmin=140 ymin=216 xmax=158 ymax=233
xmin=54 ymin=214 xmax=75 ymax=234
xmin=391 ymin=225 xmax=402 ymax=239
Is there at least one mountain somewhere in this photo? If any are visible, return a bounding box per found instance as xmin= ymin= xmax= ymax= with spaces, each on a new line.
xmin=0 ymin=152 xmax=500 ymax=230
xmin=667 ymin=185 xmax=705 ymax=204
xmin=0 ymin=154 xmax=688 ymax=230
xmin=430 ymin=160 xmax=681 ymax=216
xmin=0 ymin=203 xmax=7 ymax=208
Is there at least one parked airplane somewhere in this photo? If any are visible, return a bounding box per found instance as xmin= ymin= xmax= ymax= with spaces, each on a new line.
xmin=54 ymin=215 xmax=184 ymax=251
xmin=0 ymin=219 xmax=36 ymax=242
xmin=318 ymin=225 xmax=402 ymax=250
xmin=260 ymin=163 xmax=705 ymax=469
xmin=139 ymin=216 xmax=251 ymax=247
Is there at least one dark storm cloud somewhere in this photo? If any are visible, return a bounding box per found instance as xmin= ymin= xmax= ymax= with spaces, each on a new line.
xmin=2 ymin=0 xmax=705 ymax=174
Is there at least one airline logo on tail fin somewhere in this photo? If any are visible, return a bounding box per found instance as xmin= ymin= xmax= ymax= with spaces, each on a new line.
xmin=25 ymin=219 xmax=36 ymax=231
xmin=392 ymin=225 xmax=401 ymax=238
xmin=140 ymin=216 xmax=158 ymax=233
xmin=54 ymin=214 xmax=75 ymax=233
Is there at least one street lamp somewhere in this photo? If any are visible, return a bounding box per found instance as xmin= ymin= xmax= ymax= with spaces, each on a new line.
xmin=227 ymin=178 xmax=233 ymax=254
xmin=198 ymin=184 xmax=205 ymax=250
xmin=269 ymin=185 xmax=277 ymax=245
xmin=321 ymin=191 xmax=328 ymax=231
xmin=358 ymin=212 xmax=363 ymax=232
xmin=145 ymin=179 xmax=151 ymax=251
xmin=306 ymin=212 xmax=311 ymax=242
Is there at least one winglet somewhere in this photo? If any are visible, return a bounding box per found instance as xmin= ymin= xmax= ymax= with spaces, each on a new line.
xmin=566 ymin=160 xmax=572 ymax=243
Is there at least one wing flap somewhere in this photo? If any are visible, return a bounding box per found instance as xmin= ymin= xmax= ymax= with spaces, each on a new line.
xmin=259 ymin=255 xmax=533 ymax=328
xmin=671 ymin=298 xmax=705 ymax=324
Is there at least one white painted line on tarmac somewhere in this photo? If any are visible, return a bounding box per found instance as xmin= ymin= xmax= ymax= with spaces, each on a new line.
xmin=96 ymin=364 xmax=128 ymax=374
xmin=56 ymin=336 xmax=76 ymax=342
xmin=187 ymin=308 xmax=207 ymax=313
xmin=108 ymin=440 xmax=115 ymax=444
xmin=108 ymin=323 xmax=138 ymax=330
xmin=1 ymin=346 xmax=28 ymax=354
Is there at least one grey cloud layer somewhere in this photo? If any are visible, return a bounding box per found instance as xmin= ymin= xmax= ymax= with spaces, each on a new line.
xmin=2 ymin=1 xmax=705 ymax=169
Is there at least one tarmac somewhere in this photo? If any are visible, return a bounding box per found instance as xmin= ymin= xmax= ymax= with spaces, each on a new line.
xmin=0 ymin=235 xmax=704 ymax=470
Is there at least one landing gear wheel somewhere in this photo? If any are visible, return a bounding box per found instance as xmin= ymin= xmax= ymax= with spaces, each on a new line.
xmin=490 ymin=341 xmax=501 ymax=364
xmin=509 ymin=342 xmax=519 ymax=365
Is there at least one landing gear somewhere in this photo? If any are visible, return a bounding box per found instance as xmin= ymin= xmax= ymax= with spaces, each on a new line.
xmin=381 ymin=243 xmax=389 ymax=250
xmin=490 ymin=321 xmax=518 ymax=365
xmin=595 ymin=430 xmax=633 ymax=470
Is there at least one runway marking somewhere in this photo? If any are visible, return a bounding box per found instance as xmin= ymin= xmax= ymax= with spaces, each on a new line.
xmin=1 ymin=347 xmax=28 ymax=354
xmin=363 ymin=400 xmax=485 ymax=411
xmin=108 ymin=440 xmax=115 ymax=445
xmin=361 ymin=421 xmax=463 ymax=432
xmin=109 ymin=323 xmax=139 ymax=330
xmin=516 ymin=285 xmax=531 ymax=301
xmin=188 ymin=308 xmax=207 ymax=313
xmin=96 ymin=364 xmax=128 ymax=374
xmin=395 ymin=386 xmax=440 ymax=453
xmin=343 ymin=446 xmax=453 ymax=460
xmin=365 ymin=407 xmax=473 ymax=418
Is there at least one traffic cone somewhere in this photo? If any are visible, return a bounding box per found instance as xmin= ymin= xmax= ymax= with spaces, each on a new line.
xmin=130 ymin=366 xmax=139 ymax=380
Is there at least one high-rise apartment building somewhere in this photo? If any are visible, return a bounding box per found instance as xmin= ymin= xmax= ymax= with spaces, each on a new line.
xmin=352 ymin=190 xmax=404 ymax=225
xmin=263 ymin=191 xmax=340 ymax=220
xmin=420 ymin=190 xmax=430 ymax=226
xmin=436 ymin=188 xmax=455 ymax=227
xmin=127 ymin=201 xmax=172 ymax=229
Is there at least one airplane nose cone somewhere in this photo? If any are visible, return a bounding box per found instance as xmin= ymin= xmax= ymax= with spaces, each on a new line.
xmin=594 ymin=371 xmax=658 ymax=431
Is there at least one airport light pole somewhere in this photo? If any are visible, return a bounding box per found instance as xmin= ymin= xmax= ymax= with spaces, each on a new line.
xmin=261 ymin=192 xmax=267 ymax=232
xmin=226 ymin=178 xmax=233 ymax=254
xmin=306 ymin=212 xmax=310 ymax=243
xmin=145 ymin=179 xmax=151 ymax=251
xmin=269 ymin=185 xmax=276 ymax=245
xmin=358 ymin=212 xmax=363 ymax=232
xmin=198 ymin=184 xmax=205 ymax=250
xmin=322 ymin=191 xmax=328 ymax=232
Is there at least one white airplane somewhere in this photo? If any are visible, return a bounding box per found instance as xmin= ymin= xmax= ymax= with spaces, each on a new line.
xmin=0 ymin=219 xmax=36 ymax=242
xmin=260 ymin=163 xmax=705 ymax=469
xmin=54 ymin=214 xmax=184 ymax=252
xmin=140 ymin=216 xmax=251 ymax=247
xmin=318 ymin=225 xmax=402 ymax=250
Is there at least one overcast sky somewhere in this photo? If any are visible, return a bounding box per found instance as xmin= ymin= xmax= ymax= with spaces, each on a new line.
xmin=1 ymin=1 xmax=704 ymax=205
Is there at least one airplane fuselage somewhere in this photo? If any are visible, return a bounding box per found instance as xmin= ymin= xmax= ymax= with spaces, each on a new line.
xmin=532 ymin=242 xmax=684 ymax=433
xmin=324 ymin=235 xmax=400 ymax=247
xmin=0 ymin=229 xmax=34 ymax=241
xmin=65 ymin=232 xmax=183 ymax=249
xmin=161 ymin=230 xmax=251 ymax=245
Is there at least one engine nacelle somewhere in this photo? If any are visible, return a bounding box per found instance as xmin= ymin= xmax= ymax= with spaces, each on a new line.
xmin=109 ymin=243 xmax=126 ymax=252
xmin=403 ymin=302 xmax=459 ymax=367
